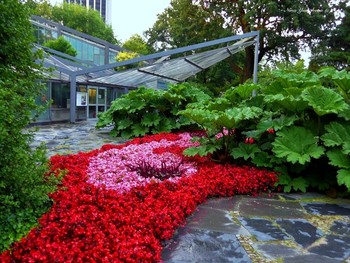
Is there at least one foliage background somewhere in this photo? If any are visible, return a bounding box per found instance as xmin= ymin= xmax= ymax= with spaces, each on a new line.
xmin=0 ymin=0 xmax=58 ymax=252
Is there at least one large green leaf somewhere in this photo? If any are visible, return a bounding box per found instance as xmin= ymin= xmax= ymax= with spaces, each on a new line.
xmin=301 ymin=86 xmax=348 ymax=116
xmin=337 ymin=169 xmax=350 ymax=191
xmin=272 ymin=126 xmax=325 ymax=164
xmin=226 ymin=106 xmax=263 ymax=123
xmin=224 ymin=83 xmax=260 ymax=102
xmin=289 ymin=177 xmax=309 ymax=192
xmin=231 ymin=143 xmax=261 ymax=160
xmin=141 ymin=112 xmax=161 ymax=127
xmin=321 ymin=122 xmax=350 ymax=150
xmin=338 ymin=106 xmax=350 ymax=121
xmin=264 ymin=94 xmax=308 ymax=113
xmin=251 ymin=152 xmax=274 ymax=168
xmin=178 ymin=108 xmax=217 ymax=130
xmin=318 ymin=67 xmax=350 ymax=102
xmin=257 ymin=115 xmax=299 ymax=132
xmin=131 ymin=123 xmax=149 ymax=137
xmin=116 ymin=118 xmax=133 ymax=131
xmin=183 ymin=144 xmax=220 ymax=157
xmin=327 ymin=149 xmax=350 ymax=169
xmin=110 ymin=98 xmax=131 ymax=111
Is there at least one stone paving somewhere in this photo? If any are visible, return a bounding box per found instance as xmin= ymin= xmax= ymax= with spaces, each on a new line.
xmin=29 ymin=121 xmax=350 ymax=263
xmin=162 ymin=194 xmax=350 ymax=263
xmin=28 ymin=120 xmax=126 ymax=157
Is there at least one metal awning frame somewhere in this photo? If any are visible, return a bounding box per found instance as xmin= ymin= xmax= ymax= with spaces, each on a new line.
xmin=39 ymin=31 xmax=260 ymax=122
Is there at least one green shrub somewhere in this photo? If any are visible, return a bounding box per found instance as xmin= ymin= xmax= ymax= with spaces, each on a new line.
xmin=0 ymin=0 xmax=59 ymax=252
xmin=96 ymin=83 xmax=211 ymax=138
xmin=180 ymin=67 xmax=350 ymax=193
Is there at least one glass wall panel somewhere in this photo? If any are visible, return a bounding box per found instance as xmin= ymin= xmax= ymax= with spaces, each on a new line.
xmin=33 ymin=82 xmax=50 ymax=122
xmin=76 ymin=85 xmax=87 ymax=120
xmin=51 ymin=82 xmax=70 ymax=121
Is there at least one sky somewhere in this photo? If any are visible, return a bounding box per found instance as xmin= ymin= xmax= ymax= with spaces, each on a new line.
xmin=109 ymin=1 xmax=171 ymax=42
xmin=48 ymin=0 xmax=172 ymax=42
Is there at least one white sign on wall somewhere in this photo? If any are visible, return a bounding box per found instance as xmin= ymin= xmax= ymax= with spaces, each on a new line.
xmin=76 ymin=92 xmax=87 ymax=106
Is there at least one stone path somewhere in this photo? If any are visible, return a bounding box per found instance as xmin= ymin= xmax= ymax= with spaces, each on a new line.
xmin=162 ymin=194 xmax=350 ymax=263
xmin=29 ymin=121 xmax=350 ymax=263
xmin=29 ymin=120 xmax=126 ymax=157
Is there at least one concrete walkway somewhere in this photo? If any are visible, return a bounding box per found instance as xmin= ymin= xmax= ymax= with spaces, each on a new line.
xmin=29 ymin=120 xmax=350 ymax=263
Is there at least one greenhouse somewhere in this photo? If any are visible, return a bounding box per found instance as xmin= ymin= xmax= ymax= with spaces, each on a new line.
xmin=32 ymin=16 xmax=259 ymax=123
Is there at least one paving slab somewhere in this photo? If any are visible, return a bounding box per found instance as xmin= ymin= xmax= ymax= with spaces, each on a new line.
xmin=301 ymin=203 xmax=350 ymax=216
xmin=308 ymin=234 xmax=350 ymax=260
xmin=276 ymin=218 xmax=323 ymax=247
xmin=253 ymin=243 xmax=300 ymax=260
xmin=283 ymin=253 xmax=342 ymax=263
xmin=200 ymin=197 xmax=239 ymax=211
xmin=185 ymin=207 xmax=248 ymax=235
xmin=238 ymin=217 xmax=290 ymax=241
xmin=238 ymin=198 xmax=307 ymax=218
xmin=161 ymin=227 xmax=251 ymax=263
xmin=329 ymin=220 xmax=350 ymax=236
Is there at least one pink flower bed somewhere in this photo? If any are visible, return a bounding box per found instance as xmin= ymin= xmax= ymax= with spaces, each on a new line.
xmin=0 ymin=132 xmax=277 ymax=262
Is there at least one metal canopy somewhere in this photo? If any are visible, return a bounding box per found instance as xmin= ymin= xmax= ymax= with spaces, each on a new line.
xmin=38 ymin=31 xmax=260 ymax=122
xmin=88 ymin=37 xmax=257 ymax=88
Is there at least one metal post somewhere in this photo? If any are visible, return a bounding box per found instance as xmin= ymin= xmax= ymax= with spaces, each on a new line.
xmin=253 ymin=31 xmax=260 ymax=84
xmin=70 ymin=74 xmax=77 ymax=123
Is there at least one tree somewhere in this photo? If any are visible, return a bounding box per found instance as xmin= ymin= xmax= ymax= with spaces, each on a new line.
xmin=115 ymin=51 xmax=140 ymax=70
xmin=123 ymin=34 xmax=154 ymax=55
xmin=146 ymin=0 xmax=231 ymax=50
xmin=44 ymin=36 xmax=77 ymax=57
xmin=310 ymin=3 xmax=350 ymax=71
xmin=145 ymin=0 xmax=243 ymax=88
xmin=31 ymin=1 xmax=118 ymax=44
xmin=0 ymin=0 xmax=57 ymax=252
xmin=146 ymin=0 xmax=341 ymax=81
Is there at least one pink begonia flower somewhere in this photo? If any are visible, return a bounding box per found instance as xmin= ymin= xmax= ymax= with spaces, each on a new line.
xmin=215 ymin=127 xmax=234 ymax=139
xmin=87 ymin=133 xmax=198 ymax=193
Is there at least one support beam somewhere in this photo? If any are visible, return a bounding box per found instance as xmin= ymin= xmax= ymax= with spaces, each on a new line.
xmin=137 ymin=69 xmax=181 ymax=83
xmin=252 ymin=32 xmax=260 ymax=97
xmin=253 ymin=32 xmax=260 ymax=84
xmin=69 ymin=74 xmax=77 ymax=123
xmin=184 ymin=58 xmax=204 ymax=70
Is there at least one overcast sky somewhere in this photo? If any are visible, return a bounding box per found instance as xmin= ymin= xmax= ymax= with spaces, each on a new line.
xmin=48 ymin=0 xmax=171 ymax=42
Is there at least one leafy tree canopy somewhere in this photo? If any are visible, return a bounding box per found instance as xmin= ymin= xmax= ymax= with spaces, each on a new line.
xmin=310 ymin=2 xmax=350 ymax=71
xmin=29 ymin=1 xmax=118 ymax=44
xmin=146 ymin=0 xmax=342 ymax=81
xmin=1 ymin=0 xmax=58 ymax=251
xmin=43 ymin=36 xmax=77 ymax=57
xmin=122 ymin=34 xmax=154 ymax=55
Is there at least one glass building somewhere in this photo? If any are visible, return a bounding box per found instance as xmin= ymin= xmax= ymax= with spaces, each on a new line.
xmin=31 ymin=16 xmax=260 ymax=124
xmin=31 ymin=15 xmax=128 ymax=123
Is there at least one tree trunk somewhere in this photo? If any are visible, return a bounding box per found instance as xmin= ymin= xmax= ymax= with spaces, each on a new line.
xmin=242 ymin=46 xmax=255 ymax=82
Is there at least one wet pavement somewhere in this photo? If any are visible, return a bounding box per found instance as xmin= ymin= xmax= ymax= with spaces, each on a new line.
xmin=28 ymin=120 xmax=126 ymax=157
xmin=29 ymin=120 xmax=350 ymax=263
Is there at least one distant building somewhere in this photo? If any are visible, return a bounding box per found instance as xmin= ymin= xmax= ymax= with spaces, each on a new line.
xmin=64 ymin=0 xmax=112 ymax=24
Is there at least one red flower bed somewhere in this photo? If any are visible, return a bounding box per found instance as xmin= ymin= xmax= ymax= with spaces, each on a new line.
xmin=0 ymin=132 xmax=277 ymax=262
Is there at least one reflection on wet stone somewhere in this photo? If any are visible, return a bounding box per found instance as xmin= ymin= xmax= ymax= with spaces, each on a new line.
xmin=308 ymin=235 xmax=350 ymax=260
xmin=301 ymin=203 xmax=350 ymax=216
xmin=283 ymin=254 xmax=343 ymax=263
xmin=239 ymin=217 xmax=290 ymax=241
xmin=186 ymin=207 xmax=247 ymax=235
xmin=254 ymin=243 xmax=299 ymax=259
xmin=329 ymin=220 xmax=350 ymax=236
xmin=277 ymin=219 xmax=323 ymax=247
xmin=161 ymin=227 xmax=251 ymax=263
xmin=239 ymin=198 xmax=306 ymax=218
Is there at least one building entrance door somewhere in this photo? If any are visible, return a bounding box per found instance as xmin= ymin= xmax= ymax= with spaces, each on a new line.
xmin=88 ymin=87 xmax=106 ymax=119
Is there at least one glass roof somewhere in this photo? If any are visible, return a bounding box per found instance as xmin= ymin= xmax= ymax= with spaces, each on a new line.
xmin=39 ymin=31 xmax=259 ymax=89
